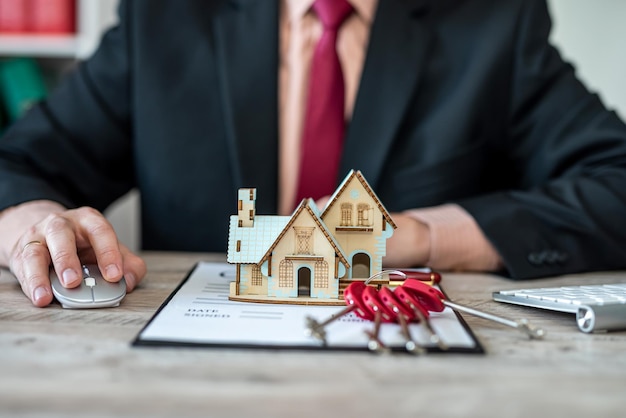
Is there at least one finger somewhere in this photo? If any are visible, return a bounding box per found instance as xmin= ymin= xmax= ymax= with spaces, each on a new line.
xmin=42 ymin=213 xmax=83 ymax=288
xmin=119 ymin=244 xmax=147 ymax=292
xmin=72 ymin=207 xmax=124 ymax=283
xmin=17 ymin=239 xmax=53 ymax=307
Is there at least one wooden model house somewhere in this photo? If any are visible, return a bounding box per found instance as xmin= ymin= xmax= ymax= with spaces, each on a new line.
xmin=227 ymin=170 xmax=397 ymax=305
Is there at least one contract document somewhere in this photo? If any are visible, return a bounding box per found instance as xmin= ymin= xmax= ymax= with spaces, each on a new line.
xmin=133 ymin=262 xmax=483 ymax=353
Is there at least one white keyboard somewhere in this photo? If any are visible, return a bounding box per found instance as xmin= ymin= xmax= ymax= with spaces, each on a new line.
xmin=492 ymin=283 xmax=626 ymax=333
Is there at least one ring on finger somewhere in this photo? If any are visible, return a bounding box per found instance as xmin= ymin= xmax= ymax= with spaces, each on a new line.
xmin=22 ymin=240 xmax=44 ymax=253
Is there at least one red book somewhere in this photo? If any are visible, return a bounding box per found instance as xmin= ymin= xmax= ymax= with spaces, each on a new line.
xmin=0 ymin=0 xmax=28 ymax=33
xmin=29 ymin=0 xmax=76 ymax=34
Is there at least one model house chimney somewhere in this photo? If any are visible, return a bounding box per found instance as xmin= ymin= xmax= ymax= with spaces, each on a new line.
xmin=237 ymin=188 xmax=256 ymax=227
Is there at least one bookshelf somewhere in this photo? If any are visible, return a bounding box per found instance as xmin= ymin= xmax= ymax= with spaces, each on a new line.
xmin=0 ymin=0 xmax=120 ymax=126
xmin=0 ymin=0 xmax=119 ymax=59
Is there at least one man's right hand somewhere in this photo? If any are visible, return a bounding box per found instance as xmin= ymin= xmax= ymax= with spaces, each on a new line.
xmin=0 ymin=201 xmax=146 ymax=307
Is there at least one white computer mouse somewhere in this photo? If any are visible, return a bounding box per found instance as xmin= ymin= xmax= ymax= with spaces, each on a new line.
xmin=50 ymin=264 xmax=126 ymax=309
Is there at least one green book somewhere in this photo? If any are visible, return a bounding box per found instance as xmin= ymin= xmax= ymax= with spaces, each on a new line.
xmin=0 ymin=57 xmax=48 ymax=122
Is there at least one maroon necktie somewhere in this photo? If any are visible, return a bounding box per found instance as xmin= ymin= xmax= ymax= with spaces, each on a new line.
xmin=294 ymin=0 xmax=353 ymax=207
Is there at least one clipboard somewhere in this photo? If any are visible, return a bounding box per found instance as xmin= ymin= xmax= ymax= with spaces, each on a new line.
xmin=133 ymin=262 xmax=484 ymax=354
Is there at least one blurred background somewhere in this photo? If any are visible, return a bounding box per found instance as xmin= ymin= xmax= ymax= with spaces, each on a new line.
xmin=1 ymin=0 xmax=624 ymax=252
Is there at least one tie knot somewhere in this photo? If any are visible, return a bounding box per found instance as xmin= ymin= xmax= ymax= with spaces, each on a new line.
xmin=313 ymin=0 xmax=353 ymax=30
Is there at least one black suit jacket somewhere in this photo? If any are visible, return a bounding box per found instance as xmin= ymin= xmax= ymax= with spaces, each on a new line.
xmin=2 ymin=0 xmax=626 ymax=279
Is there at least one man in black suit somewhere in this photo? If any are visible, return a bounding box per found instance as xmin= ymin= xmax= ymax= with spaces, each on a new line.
xmin=1 ymin=0 xmax=626 ymax=307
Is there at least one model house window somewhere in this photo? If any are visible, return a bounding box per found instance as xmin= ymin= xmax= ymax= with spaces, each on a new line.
xmin=340 ymin=203 xmax=353 ymax=226
xmin=251 ymin=265 xmax=263 ymax=286
xmin=293 ymin=227 xmax=314 ymax=255
xmin=357 ymin=203 xmax=372 ymax=226
xmin=279 ymin=260 xmax=294 ymax=287
xmin=313 ymin=261 xmax=329 ymax=288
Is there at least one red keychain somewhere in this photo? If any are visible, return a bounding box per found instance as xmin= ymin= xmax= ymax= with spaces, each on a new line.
xmin=399 ymin=279 xmax=446 ymax=312
xmin=391 ymin=285 xmax=448 ymax=350
xmin=305 ymin=271 xmax=447 ymax=353
xmin=378 ymin=286 xmax=431 ymax=353
xmin=360 ymin=285 xmax=398 ymax=353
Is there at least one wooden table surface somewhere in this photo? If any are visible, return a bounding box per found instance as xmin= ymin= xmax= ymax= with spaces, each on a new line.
xmin=1 ymin=252 xmax=625 ymax=418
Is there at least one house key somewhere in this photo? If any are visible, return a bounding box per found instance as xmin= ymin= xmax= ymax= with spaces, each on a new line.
xmin=402 ymin=279 xmax=546 ymax=339
xmin=388 ymin=286 xmax=448 ymax=351
xmin=304 ymin=281 xmax=374 ymax=344
xmin=378 ymin=286 xmax=428 ymax=354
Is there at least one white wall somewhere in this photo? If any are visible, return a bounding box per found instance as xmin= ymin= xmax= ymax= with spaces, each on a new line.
xmin=105 ymin=0 xmax=626 ymax=252
xmin=548 ymin=0 xmax=626 ymax=120
xmin=105 ymin=189 xmax=140 ymax=252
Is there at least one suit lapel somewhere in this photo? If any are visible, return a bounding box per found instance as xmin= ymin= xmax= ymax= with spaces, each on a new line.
xmin=212 ymin=0 xmax=280 ymax=213
xmin=200 ymin=0 xmax=430 ymax=209
xmin=341 ymin=0 xmax=433 ymax=191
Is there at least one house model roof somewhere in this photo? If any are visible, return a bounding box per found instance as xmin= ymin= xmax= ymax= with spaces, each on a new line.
xmin=321 ymin=169 xmax=397 ymax=230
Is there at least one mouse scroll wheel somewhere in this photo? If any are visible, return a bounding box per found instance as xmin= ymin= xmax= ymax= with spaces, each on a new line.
xmin=84 ymin=276 xmax=97 ymax=287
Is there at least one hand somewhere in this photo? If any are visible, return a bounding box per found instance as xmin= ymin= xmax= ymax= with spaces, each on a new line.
xmin=8 ymin=205 xmax=146 ymax=307
xmin=383 ymin=213 xmax=431 ymax=268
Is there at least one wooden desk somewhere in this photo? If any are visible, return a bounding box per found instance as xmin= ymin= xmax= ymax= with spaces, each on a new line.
xmin=1 ymin=252 xmax=625 ymax=417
